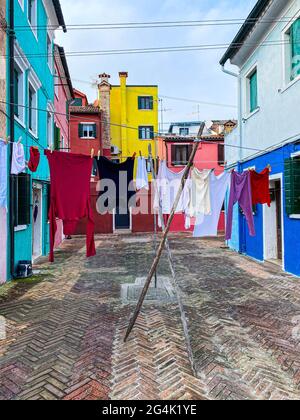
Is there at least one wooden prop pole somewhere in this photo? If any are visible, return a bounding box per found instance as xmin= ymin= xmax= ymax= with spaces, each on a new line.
xmin=124 ymin=140 xmax=199 ymax=342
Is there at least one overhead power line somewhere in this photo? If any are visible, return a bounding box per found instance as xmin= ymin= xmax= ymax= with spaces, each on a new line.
xmin=10 ymin=16 xmax=296 ymax=31
xmin=3 ymin=38 xmax=299 ymax=60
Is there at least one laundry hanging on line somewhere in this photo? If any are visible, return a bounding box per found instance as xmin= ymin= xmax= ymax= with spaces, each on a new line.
xmin=188 ymin=168 xmax=212 ymax=218
xmin=250 ymin=168 xmax=271 ymax=207
xmin=28 ymin=147 xmax=40 ymax=173
xmin=154 ymin=160 xmax=190 ymax=228
xmin=0 ymin=139 xmax=8 ymax=210
xmin=194 ymin=171 xmax=231 ymax=238
xmin=136 ymin=157 xmax=149 ymax=191
xmin=11 ymin=142 xmax=26 ymax=175
xmin=226 ymin=170 xmax=255 ymax=241
xmin=95 ymin=156 xmax=135 ymax=214
xmin=45 ymin=150 xmax=96 ymax=262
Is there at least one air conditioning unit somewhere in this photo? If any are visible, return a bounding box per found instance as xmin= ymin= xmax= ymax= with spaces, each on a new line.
xmin=111 ymin=145 xmax=120 ymax=155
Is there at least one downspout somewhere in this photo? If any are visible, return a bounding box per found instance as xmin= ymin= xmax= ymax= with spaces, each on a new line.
xmin=222 ymin=64 xmax=243 ymax=253
xmin=8 ymin=0 xmax=15 ymax=278
xmin=221 ymin=65 xmax=242 ymax=162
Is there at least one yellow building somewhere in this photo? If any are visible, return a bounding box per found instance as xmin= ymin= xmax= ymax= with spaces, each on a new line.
xmin=98 ymin=72 xmax=159 ymax=169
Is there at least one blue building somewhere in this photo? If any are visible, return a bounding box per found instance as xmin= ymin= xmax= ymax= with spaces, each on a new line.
xmin=4 ymin=0 xmax=66 ymax=280
xmin=220 ymin=0 xmax=300 ymax=277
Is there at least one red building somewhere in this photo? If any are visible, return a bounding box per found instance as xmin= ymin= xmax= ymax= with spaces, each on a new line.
xmin=157 ymin=120 xmax=237 ymax=233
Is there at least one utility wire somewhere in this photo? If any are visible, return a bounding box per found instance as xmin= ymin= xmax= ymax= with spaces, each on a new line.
xmin=10 ymin=16 xmax=297 ymax=31
xmin=4 ymin=38 xmax=300 ymax=60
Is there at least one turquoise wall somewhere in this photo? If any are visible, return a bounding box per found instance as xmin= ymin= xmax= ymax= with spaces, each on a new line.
xmin=7 ymin=0 xmax=55 ymax=275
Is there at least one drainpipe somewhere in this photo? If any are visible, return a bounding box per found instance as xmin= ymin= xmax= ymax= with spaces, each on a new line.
xmin=8 ymin=0 xmax=15 ymax=278
xmin=222 ymin=64 xmax=243 ymax=254
xmin=221 ymin=65 xmax=242 ymax=162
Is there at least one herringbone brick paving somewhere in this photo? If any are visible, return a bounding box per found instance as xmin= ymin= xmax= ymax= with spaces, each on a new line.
xmin=0 ymin=234 xmax=300 ymax=400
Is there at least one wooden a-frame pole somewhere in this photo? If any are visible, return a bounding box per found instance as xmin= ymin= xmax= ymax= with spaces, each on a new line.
xmin=124 ymin=140 xmax=200 ymax=342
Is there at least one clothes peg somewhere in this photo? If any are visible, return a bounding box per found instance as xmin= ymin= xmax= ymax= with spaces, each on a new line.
xmin=91 ymin=148 xmax=94 ymax=159
xmin=97 ymin=150 xmax=101 ymax=160
xmin=267 ymin=164 xmax=272 ymax=173
xmin=139 ymin=150 xmax=142 ymax=158
xmin=132 ymin=152 xmax=136 ymax=159
xmin=50 ymin=145 xmax=54 ymax=154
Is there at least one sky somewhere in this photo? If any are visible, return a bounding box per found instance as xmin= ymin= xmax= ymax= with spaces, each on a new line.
xmin=56 ymin=0 xmax=258 ymax=130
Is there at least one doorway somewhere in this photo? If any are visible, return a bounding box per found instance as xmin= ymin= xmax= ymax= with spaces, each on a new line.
xmin=32 ymin=185 xmax=43 ymax=261
xmin=263 ymin=176 xmax=283 ymax=266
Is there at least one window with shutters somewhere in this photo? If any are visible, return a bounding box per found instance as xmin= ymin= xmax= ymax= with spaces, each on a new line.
xmin=138 ymin=96 xmax=153 ymax=110
xmin=14 ymin=64 xmax=25 ymax=123
xmin=171 ymin=144 xmax=193 ymax=166
xmin=54 ymin=125 xmax=61 ymax=150
xmin=79 ymin=123 xmax=97 ymax=139
xmin=284 ymin=157 xmax=300 ymax=216
xmin=218 ymin=144 xmax=225 ymax=165
xmin=179 ymin=127 xmax=189 ymax=136
xmin=12 ymin=174 xmax=31 ymax=227
xmin=283 ymin=18 xmax=300 ymax=84
xmin=247 ymin=68 xmax=258 ymax=114
xmin=138 ymin=126 xmax=154 ymax=140
xmin=28 ymin=82 xmax=37 ymax=135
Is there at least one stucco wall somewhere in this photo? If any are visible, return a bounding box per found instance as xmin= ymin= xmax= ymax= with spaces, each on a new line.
xmin=237 ymin=0 xmax=300 ymax=163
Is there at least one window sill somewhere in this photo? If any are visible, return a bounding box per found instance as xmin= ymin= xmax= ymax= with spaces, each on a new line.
xmin=14 ymin=225 xmax=28 ymax=232
xmin=80 ymin=137 xmax=96 ymax=140
xmin=29 ymin=129 xmax=38 ymax=139
xmin=290 ymin=214 xmax=300 ymax=219
xmin=14 ymin=115 xmax=26 ymax=128
xmin=281 ymin=75 xmax=300 ymax=94
xmin=243 ymin=107 xmax=260 ymax=122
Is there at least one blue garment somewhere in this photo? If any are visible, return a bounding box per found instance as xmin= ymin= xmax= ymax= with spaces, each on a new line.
xmin=0 ymin=140 xmax=8 ymax=210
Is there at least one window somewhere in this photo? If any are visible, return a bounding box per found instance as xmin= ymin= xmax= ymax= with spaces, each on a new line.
xmin=79 ymin=123 xmax=97 ymax=139
xmin=47 ymin=111 xmax=53 ymax=148
xmin=14 ymin=65 xmax=25 ymax=123
xmin=139 ymin=126 xmax=154 ymax=140
xmin=218 ymin=144 xmax=225 ymax=165
xmin=179 ymin=127 xmax=189 ymax=136
xmin=285 ymin=19 xmax=300 ymax=82
xmin=248 ymin=69 xmax=258 ymax=113
xmin=138 ymin=96 xmax=153 ymax=110
xmin=47 ymin=35 xmax=53 ymax=70
xmin=11 ymin=174 xmax=31 ymax=226
xmin=54 ymin=67 xmax=59 ymax=98
xmin=171 ymin=144 xmax=193 ymax=166
xmin=284 ymin=157 xmax=300 ymax=215
xmin=28 ymin=0 xmax=37 ymax=34
xmin=28 ymin=83 xmax=37 ymax=134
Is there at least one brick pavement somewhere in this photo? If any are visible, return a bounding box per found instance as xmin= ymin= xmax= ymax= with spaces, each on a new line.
xmin=0 ymin=234 xmax=300 ymax=400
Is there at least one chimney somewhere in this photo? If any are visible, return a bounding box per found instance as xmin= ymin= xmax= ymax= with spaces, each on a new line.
xmin=98 ymin=73 xmax=111 ymax=155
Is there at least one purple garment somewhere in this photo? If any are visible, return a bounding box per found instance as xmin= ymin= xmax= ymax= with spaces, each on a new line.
xmin=225 ymin=171 xmax=255 ymax=240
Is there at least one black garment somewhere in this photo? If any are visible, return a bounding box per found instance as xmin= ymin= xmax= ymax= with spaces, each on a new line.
xmin=95 ymin=157 xmax=135 ymax=213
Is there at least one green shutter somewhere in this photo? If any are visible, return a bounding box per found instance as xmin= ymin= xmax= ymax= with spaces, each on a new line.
xmin=93 ymin=124 xmax=97 ymax=138
xmin=12 ymin=174 xmax=31 ymax=226
xmin=138 ymin=97 xmax=142 ymax=109
xmin=285 ymin=158 xmax=300 ymax=215
xmin=150 ymin=126 xmax=154 ymax=139
xmin=54 ymin=125 xmax=61 ymax=150
xmin=78 ymin=123 xmax=83 ymax=138
xmin=149 ymin=96 xmax=154 ymax=110
xmin=250 ymin=71 xmax=258 ymax=113
xmin=291 ymin=19 xmax=300 ymax=80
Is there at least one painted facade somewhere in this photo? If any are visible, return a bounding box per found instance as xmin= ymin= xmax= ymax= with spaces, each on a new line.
xmin=4 ymin=0 xmax=66 ymax=280
xmin=157 ymin=120 xmax=236 ymax=232
xmin=221 ymin=0 xmax=300 ymax=276
xmin=0 ymin=0 xmax=7 ymax=284
xmin=53 ymin=44 xmax=74 ymax=249
xmin=99 ymin=72 xmax=159 ymax=171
